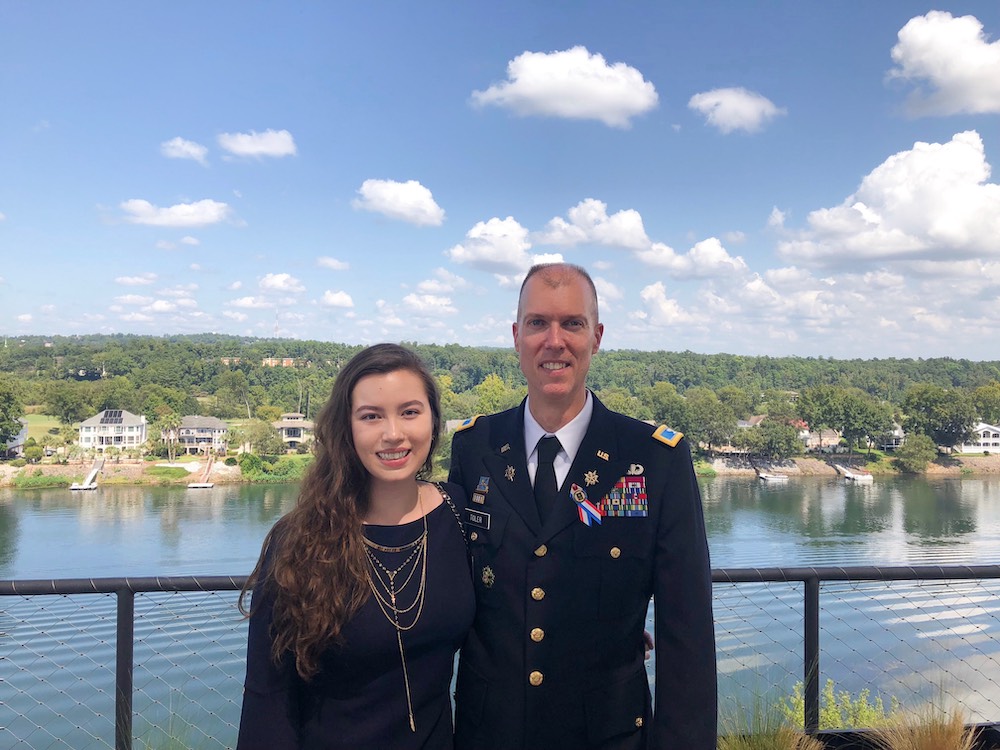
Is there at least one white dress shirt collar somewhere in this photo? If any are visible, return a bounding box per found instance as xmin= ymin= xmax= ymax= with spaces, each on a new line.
xmin=524 ymin=391 xmax=594 ymax=484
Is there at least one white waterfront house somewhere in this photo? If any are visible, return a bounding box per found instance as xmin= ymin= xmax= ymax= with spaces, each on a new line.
xmin=272 ymin=412 xmax=314 ymax=450
xmin=954 ymin=422 xmax=1000 ymax=454
xmin=78 ymin=409 xmax=147 ymax=452
xmin=171 ymin=415 xmax=229 ymax=455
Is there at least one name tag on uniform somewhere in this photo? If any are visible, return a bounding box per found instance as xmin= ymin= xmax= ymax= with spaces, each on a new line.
xmin=465 ymin=508 xmax=491 ymax=530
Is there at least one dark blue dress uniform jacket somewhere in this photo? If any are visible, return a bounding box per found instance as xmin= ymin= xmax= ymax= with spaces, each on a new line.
xmin=448 ymin=396 xmax=716 ymax=750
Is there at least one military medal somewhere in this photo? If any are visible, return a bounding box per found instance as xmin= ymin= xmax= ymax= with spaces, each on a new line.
xmin=505 ymin=465 xmax=515 ymax=481
xmin=601 ymin=476 xmax=648 ymax=517
xmin=570 ymin=482 xmax=603 ymax=526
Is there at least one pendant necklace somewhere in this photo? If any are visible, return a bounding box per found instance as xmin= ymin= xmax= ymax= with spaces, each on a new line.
xmin=363 ymin=483 xmax=427 ymax=732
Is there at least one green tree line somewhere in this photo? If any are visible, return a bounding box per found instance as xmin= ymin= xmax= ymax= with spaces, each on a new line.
xmin=3 ymin=334 xmax=1000 ymax=467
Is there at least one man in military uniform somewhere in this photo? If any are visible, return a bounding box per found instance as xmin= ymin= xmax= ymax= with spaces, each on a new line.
xmin=449 ymin=262 xmax=716 ymax=750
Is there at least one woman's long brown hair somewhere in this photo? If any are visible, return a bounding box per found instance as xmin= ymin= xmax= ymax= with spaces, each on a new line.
xmin=238 ymin=343 xmax=442 ymax=680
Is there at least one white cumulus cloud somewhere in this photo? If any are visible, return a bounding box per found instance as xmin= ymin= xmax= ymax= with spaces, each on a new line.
xmin=352 ymin=179 xmax=445 ymax=226
xmin=688 ymin=87 xmax=786 ymax=133
xmin=889 ymin=11 xmax=1000 ymax=116
xmin=471 ymin=46 xmax=658 ymax=128
xmin=446 ymin=216 xmax=533 ymax=273
xmin=638 ymin=282 xmax=699 ymax=326
xmin=229 ymin=296 xmax=273 ymax=309
xmin=635 ymin=238 xmax=749 ymax=278
xmin=120 ymin=199 xmax=231 ymax=227
xmin=160 ymin=137 xmax=208 ymax=165
xmin=778 ymin=131 xmax=1000 ymax=265
xmin=217 ymin=129 xmax=297 ymax=158
xmin=321 ymin=290 xmax=354 ymax=308
xmin=535 ymin=199 xmax=650 ymax=250
xmin=259 ymin=273 xmax=305 ymax=293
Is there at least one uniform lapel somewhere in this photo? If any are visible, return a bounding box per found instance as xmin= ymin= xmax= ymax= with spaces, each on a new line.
xmin=481 ymin=402 xmax=541 ymax=532
xmin=542 ymin=396 xmax=630 ymax=539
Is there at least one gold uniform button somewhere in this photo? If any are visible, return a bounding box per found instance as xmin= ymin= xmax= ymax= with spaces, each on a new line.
xmin=534 ymin=544 xmax=548 ymax=557
xmin=469 ymin=531 xmax=479 ymax=541
xmin=610 ymin=546 xmax=621 ymax=559
xmin=531 ymin=587 xmax=545 ymax=601
xmin=635 ymin=717 xmax=644 ymax=728
xmin=530 ymin=628 xmax=545 ymax=642
xmin=529 ymin=671 xmax=543 ymax=686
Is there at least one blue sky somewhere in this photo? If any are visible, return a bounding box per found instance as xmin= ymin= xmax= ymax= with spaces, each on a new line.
xmin=2 ymin=2 xmax=999 ymax=359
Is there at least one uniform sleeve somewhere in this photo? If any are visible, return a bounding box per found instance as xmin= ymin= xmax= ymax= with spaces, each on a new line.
xmin=236 ymin=542 xmax=301 ymax=750
xmin=651 ymin=439 xmax=717 ymax=749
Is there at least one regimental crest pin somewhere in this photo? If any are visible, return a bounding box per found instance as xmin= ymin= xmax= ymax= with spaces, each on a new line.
xmin=505 ymin=465 xmax=515 ymax=482
xmin=481 ymin=566 xmax=495 ymax=588
xmin=584 ymin=470 xmax=599 ymax=486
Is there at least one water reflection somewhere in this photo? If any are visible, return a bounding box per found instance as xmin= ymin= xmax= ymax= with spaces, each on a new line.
xmin=0 ymin=501 xmax=19 ymax=568
xmin=700 ymin=476 xmax=1000 ymax=568
xmin=2 ymin=477 xmax=1000 ymax=578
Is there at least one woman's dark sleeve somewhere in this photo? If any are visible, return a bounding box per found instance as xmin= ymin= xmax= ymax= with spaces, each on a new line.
xmin=236 ymin=539 xmax=301 ymax=750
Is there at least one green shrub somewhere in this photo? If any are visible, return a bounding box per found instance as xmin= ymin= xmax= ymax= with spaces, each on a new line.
xmin=781 ymin=679 xmax=898 ymax=730
xmin=10 ymin=458 xmax=27 ymax=467
xmin=13 ymin=474 xmax=72 ymax=489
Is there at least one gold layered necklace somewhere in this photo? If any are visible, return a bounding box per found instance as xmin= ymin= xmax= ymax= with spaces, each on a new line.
xmin=363 ymin=483 xmax=427 ymax=732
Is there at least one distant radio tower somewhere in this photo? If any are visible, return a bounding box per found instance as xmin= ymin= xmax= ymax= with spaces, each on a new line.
xmin=274 ymin=313 xmax=279 ymax=338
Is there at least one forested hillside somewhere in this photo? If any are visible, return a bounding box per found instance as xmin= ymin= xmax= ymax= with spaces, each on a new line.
xmin=2 ymin=334 xmax=1000 ymax=462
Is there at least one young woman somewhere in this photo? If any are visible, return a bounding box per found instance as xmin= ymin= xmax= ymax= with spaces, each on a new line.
xmin=237 ymin=344 xmax=474 ymax=749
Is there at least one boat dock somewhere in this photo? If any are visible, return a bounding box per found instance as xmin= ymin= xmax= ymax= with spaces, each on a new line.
xmin=834 ymin=463 xmax=874 ymax=483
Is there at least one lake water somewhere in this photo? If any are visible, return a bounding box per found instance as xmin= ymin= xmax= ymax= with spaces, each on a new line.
xmin=2 ymin=476 xmax=1000 ymax=748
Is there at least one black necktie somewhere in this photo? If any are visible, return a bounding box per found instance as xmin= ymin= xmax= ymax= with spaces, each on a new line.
xmin=534 ymin=436 xmax=562 ymax=524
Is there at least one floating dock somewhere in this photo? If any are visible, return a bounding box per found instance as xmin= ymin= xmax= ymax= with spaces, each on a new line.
xmin=834 ymin=463 xmax=874 ymax=484
xmin=71 ymin=458 xmax=104 ymax=491
xmin=187 ymin=455 xmax=215 ymax=489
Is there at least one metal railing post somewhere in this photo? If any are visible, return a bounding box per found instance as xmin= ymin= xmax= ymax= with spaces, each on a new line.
xmin=116 ymin=588 xmax=135 ymax=750
xmin=803 ymin=574 xmax=820 ymax=734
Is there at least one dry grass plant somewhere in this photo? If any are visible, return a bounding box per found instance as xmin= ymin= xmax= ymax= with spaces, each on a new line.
xmin=718 ymin=725 xmax=825 ymax=750
xmin=869 ymin=705 xmax=978 ymax=750
xmin=719 ymin=693 xmax=825 ymax=750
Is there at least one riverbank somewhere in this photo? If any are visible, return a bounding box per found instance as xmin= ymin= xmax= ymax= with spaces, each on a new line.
xmin=4 ymin=452 xmax=1000 ymax=488
xmin=700 ymin=453 xmax=1000 ymax=477
xmin=0 ymin=458 xmax=244 ymax=488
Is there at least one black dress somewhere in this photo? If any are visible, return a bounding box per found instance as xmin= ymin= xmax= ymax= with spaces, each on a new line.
xmin=237 ymin=483 xmax=475 ymax=750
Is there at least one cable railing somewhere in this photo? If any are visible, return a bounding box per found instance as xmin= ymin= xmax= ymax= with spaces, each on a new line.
xmin=2 ymin=567 xmax=1000 ymax=749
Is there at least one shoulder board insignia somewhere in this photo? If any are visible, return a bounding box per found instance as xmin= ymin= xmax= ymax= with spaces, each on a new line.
xmin=652 ymin=425 xmax=683 ymax=447
xmin=454 ymin=415 xmax=483 ymax=432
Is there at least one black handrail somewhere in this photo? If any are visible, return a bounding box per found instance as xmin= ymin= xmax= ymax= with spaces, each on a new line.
xmin=4 ymin=567 xmax=1000 ymax=750
xmin=711 ymin=565 xmax=1000 ymax=734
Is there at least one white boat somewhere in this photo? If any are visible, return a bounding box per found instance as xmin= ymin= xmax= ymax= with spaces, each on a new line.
xmin=70 ymin=481 xmax=98 ymax=491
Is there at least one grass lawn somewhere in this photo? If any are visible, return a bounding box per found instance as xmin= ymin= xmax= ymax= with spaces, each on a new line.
xmin=22 ymin=413 xmax=68 ymax=442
